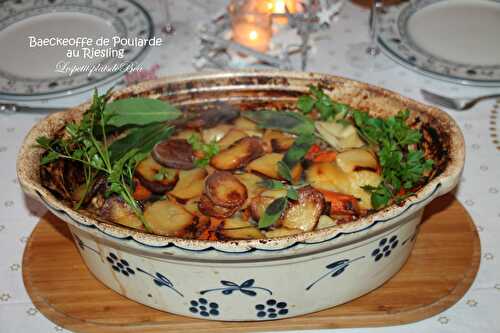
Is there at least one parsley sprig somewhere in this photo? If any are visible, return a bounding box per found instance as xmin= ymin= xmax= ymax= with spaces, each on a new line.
xmin=187 ymin=135 xmax=220 ymax=167
xmin=297 ymin=86 xmax=434 ymax=209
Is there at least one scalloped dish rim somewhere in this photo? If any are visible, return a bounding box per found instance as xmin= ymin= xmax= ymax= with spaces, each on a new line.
xmin=16 ymin=70 xmax=465 ymax=253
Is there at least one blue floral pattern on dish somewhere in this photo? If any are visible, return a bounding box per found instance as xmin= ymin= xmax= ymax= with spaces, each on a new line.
xmin=106 ymin=252 xmax=135 ymax=276
xmin=137 ymin=268 xmax=183 ymax=297
xmin=371 ymin=235 xmax=399 ymax=262
xmin=200 ymin=279 xmax=272 ymax=296
xmin=255 ymin=299 xmax=288 ymax=319
xmin=189 ymin=298 xmax=220 ymax=317
xmin=306 ymin=256 xmax=365 ymax=291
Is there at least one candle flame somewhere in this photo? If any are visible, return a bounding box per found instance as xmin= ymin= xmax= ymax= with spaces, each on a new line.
xmin=249 ymin=30 xmax=258 ymax=40
xmin=275 ymin=0 xmax=286 ymax=12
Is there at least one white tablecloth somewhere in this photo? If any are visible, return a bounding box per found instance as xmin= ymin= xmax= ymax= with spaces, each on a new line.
xmin=1 ymin=1 xmax=499 ymax=332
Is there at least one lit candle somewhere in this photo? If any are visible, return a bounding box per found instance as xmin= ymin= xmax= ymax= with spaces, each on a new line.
xmin=257 ymin=0 xmax=297 ymax=24
xmin=232 ymin=14 xmax=272 ymax=53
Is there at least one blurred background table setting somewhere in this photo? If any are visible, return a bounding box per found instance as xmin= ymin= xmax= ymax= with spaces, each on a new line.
xmin=1 ymin=0 xmax=499 ymax=332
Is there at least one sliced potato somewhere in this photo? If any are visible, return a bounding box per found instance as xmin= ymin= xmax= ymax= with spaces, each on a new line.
xmin=306 ymin=162 xmax=351 ymax=193
xmin=220 ymin=217 xmax=263 ymax=239
xmin=169 ymin=168 xmax=207 ymax=200
xmin=316 ymin=215 xmax=338 ymax=230
xmin=184 ymin=196 xmax=202 ymax=216
xmin=144 ymin=200 xmax=193 ymax=236
xmin=336 ymin=148 xmax=378 ymax=173
xmin=202 ymin=124 xmax=232 ymax=143
xmin=315 ymin=121 xmax=364 ymax=151
xmin=173 ymin=129 xmax=200 ymax=140
xmin=306 ymin=162 xmax=381 ymax=209
xmin=235 ymin=173 xmax=265 ymax=207
xmin=264 ymin=227 xmax=302 ymax=238
xmin=281 ymin=186 xmax=325 ymax=232
xmin=205 ymin=171 xmax=247 ymax=208
xmin=136 ymin=156 xmax=178 ymax=193
xmin=234 ymin=116 xmax=257 ymax=130
xmin=211 ymin=137 xmax=264 ymax=170
xmin=347 ymin=170 xmax=382 ymax=209
xmin=262 ymin=130 xmax=295 ymax=153
xmin=249 ymin=189 xmax=287 ymax=221
xmin=246 ymin=153 xmax=302 ymax=181
xmin=198 ymin=194 xmax=239 ymax=218
xmin=101 ymin=197 xmax=143 ymax=229
xmin=218 ymin=129 xmax=248 ymax=149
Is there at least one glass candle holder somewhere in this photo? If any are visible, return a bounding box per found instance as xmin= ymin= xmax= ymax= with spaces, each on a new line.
xmin=230 ymin=4 xmax=272 ymax=53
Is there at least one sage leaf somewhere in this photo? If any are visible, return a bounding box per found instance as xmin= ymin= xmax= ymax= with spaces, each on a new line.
xmin=259 ymin=179 xmax=286 ymax=190
xmin=105 ymin=98 xmax=181 ymax=127
xmin=258 ymin=197 xmax=288 ymax=229
xmin=282 ymin=134 xmax=314 ymax=168
xmin=244 ymin=110 xmax=314 ymax=136
xmin=109 ymin=123 xmax=174 ymax=162
xmin=277 ymin=160 xmax=293 ymax=182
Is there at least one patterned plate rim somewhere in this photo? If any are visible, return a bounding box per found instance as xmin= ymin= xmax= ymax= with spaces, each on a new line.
xmin=0 ymin=0 xmax=154 ymax=101
xmin=378 ymin=0 xmax=500 ymax=87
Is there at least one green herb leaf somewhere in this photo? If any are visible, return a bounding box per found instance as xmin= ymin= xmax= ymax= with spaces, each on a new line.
xmin=187 ymin=135 xmax=220 ymax=167
xmin=282 ymin=134 xmax=314 ymax=168
xmin=277 ymin=160 xmax=293 ymax=182
xmin=105 ymin=98 xmax=181 ymax=127
xmin=259 ymin=179 xmax=286 ymax=190
xmin=286 ymin=187 xmax=299 ymax=200
xmin=258 ymin=197 xmax=288 ymax=229
xmin=40 ymin=151 xmax=60 ymax=165
xmin=243 ymin=110 xmax=314 ymax=136
xmin=108 ymin=123 xmax=175 ymax=162
xmin=297 ymin=95 xmax=315 ymax=114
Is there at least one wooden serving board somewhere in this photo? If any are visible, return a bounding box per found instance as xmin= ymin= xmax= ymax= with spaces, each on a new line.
xmin=23 ymin=194 xmax=480 ymax=332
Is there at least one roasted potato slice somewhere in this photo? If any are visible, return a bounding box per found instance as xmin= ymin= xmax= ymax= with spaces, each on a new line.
xmin=220 ymin=217 xmax=263 ymax=239
xmin=205 ymin=171 xmax=248 ymax=208
xmin=316 ymin=215 xmax=338 ymax=230
xmin=234 ymin=116 xmax=257 ymax=131
xmin=173 ymin=129 xmax=201 ymax=141
xmin=218 ymin=129 xmax=248 ymax=149
xmin=143 ymin=200 xmax=193 ymax=236
xmin=202 ymin=124 xmax=232 ymax=143
xmin=184 ymin=196 xmax=202 ymax=216
xmin=306 ymin=162 xmax=381 ymax=209
xmin=246 ymin=153 xmax=302 ymax=181
xmin=336 ymin=148 xmax=378 ymax=173
xmin=235 ymin=173 xmax=265 ymax=207
xmin=101 ymin=197 xmax=143 ymax=229
xmin=210 ymin=137 xmax=264 ymax=170
xmin=198 ymin=194 xmax=239 ymax=218
xmin=315 ymin=121 xmax=365 ymax=151
xmin=136 ymin=156 xmax=178 ymax=193
xmin=264 ymin=227 xmax=302 ymax=238
xmin=153 ymin=139 xmax=195 ymax=170
xmin=281 ymin=186 xmax=325 ymax=232
xmin=262 ymin=130 xmax=295 ymax=153
xmin=249 ymin=189 xmax=287 ymax=221
xmin=169 ymin=168 xmax=207 ymax=200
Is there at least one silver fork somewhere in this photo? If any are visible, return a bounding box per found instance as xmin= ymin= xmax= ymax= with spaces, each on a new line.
xmin=421 ymin=89 xmax=500 ymax=111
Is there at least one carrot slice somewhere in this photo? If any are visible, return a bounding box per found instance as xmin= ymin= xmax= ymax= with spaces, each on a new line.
xmin=313 ymin=151 xmax=337 ymax=163
xmin=305 ymin=144 xmax=321 ymax=160
xmin=319 ymin=189 xmax=359 ymax=215
xmin=133 ymin=179 xmax=152 ymax=201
